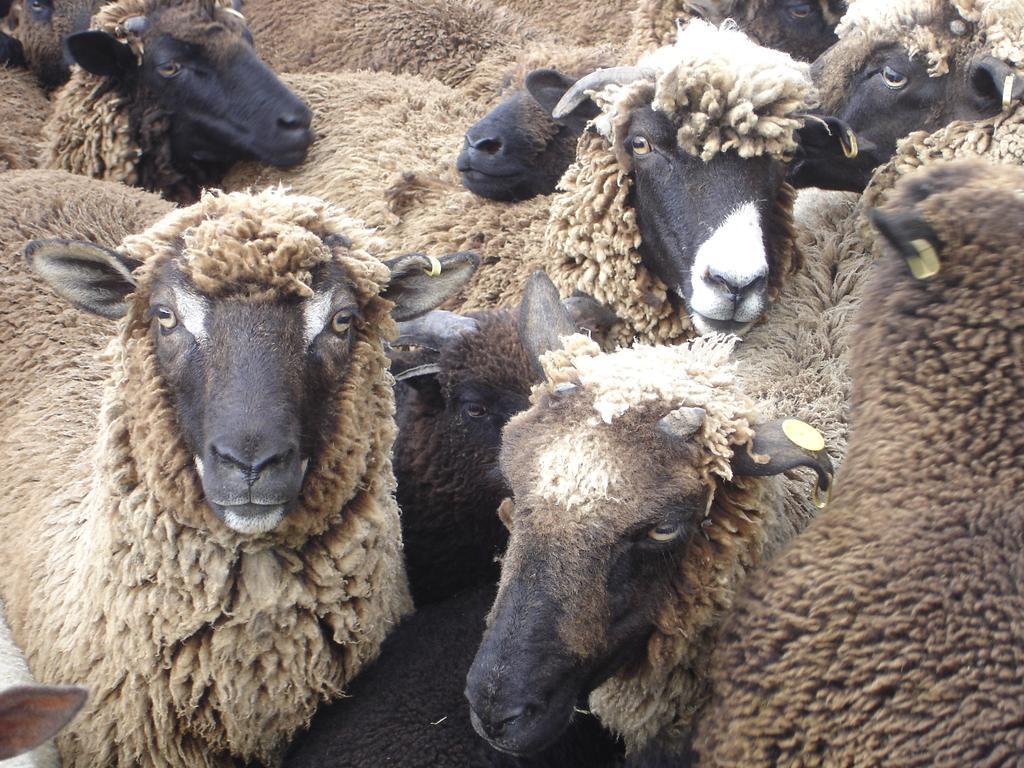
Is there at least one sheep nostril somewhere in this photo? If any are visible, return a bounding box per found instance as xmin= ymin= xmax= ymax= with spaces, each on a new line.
xmin=470 ymin=136 xmax=503 ymax=155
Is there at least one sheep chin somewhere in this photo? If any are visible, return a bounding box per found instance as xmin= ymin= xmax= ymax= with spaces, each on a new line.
xmin=221 ymin=505 xmax=287 ymax=535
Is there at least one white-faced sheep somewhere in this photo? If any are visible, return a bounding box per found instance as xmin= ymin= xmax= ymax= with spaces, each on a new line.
xmin=282 ymin=582 xmax=625 ymax=768
xmin=464 ymin=325 xmax=836 ymax=759
xmin=0 ymin=602 xmax=86 ymax=768
xmin=0 ymin=187 xmax=479 ymax=767
xmin=795 ymin=0 xmax=1024 ymax=192
xmin=693 ymin=158 xmax=1024 ymax=767
xmin=229 ymin=21 xmax=818 ymax=348
xmin=43 ymin=0 xmax=312 ymax=203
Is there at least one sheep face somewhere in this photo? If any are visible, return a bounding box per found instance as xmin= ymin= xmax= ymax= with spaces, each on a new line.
xmin=467 ymin=389 xmax=716 ymax=757
xmin=741 ymin=0 xmax=845 ymax=63
xmin=5 ymin=0 xmax=96 ymax=89
xmin=24 ymin=189 xmax=479 ymax=537
xmin=64 ymin=0 xmax=312 ymax=194
xmin=624 ymin=105 xmax=790 ymax=335
xmin=804 ymin=4 xmax=1018 ymax=191
xmin=457 ymin=69 xmax=600 ymax=202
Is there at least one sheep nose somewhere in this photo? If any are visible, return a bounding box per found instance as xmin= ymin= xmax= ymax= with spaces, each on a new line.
xmin=470 ymin=703 xmax=535 ymax=740
xmin=467 ymin=134 xmax=504 ymax=156
xmin=209 ymin=440 xmax=297 ymax=486
xmin=704 ymin=266 xmax=766 ymax=302
xmin=277 ymin=105 xmax=312 ymax=133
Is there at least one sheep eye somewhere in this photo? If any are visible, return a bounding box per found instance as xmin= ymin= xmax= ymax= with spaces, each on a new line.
xmin=154 ymin=306 xmax=178 ymax=331
xmin=647 ymin=521 xmax=682 ymax=542
xmin=881 ymin=65 xmax=908 ymax=90
xmin=464 ymin=402 xmax=486 ymax=419
xmin=631 ymin=136 xmax=652 ymax=156
xmin=157 ymin=62 xmax=182 ymax=78
xmin=330 ymin=310 xmax=352 ymax=334
xmin=787 ymin=2 xmax=812 ymax=18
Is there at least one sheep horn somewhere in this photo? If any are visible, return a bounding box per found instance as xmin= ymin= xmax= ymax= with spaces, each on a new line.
xmin=657 ymin=406 xmax=706 ymax=441
xmin=121 ymin=15 xmax=148 ymax=35
xmin=552 ymin=66 xmax=657 ymax=119
xmin=394 ymin=310 xmax=479 ymax=352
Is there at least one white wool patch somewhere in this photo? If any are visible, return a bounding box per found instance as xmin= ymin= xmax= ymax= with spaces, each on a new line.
xmin=222 ymin=506 xmax=287 ymax=535
xmin=535 ymin=431 xmax=622 ymax=515
xmin=302 ymin=290 xmax=334 ymax=347
xmin=689 ymin=202 xmax=768 ymax=326
xmin=172 ymin=286 xmax=210 ymax=344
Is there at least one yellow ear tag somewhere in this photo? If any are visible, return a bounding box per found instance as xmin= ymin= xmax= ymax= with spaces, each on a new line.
xmin=1003 ymin=74 xmax=1016 ymax=111
xmin=423 ymin=255 xmax=442 ymax=277
xmin=782 ymin=418 xmax=825 ymax=452
xmin=842 ymin=127 xmax=858 ymax=159
xmin=905 ymin=238 xmax=941 ymax=280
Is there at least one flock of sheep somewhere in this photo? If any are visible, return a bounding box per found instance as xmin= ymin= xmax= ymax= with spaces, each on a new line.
xmin=0 ymin=0 xmax=1021 ymax=765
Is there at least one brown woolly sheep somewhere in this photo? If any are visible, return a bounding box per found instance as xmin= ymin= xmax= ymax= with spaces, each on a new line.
xmin=44 ymin=0 xmax=312 ymax=203
xmin=464 ymin=324 xmax=836 ymax=759
xmin=2 ymin=0 xmax=99 ymax=88
xmin=794 ymin=0 xmax=1024 ymax=191
xmin=0 ymin=187 xmax=478 ymax=767
xmin=0 ymin=602 xmax=87 ymax=768
xmin=229 ymin=21 xmax=819 ymax=347
xmin=391 ymin=276 xmax=618 ymax=607
xmin=693 ymin=159 xmax=1024 ymax=767
xmin=0 ymin=67 xmax=50 ymax=170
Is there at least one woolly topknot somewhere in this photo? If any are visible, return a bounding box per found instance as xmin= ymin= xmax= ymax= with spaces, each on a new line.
xmin=594 ymin=20 xmax=815 ymax=161
xmin=121 ymin=186 xmax=391 ymax=301
xmin=535 ymin=333 xmax=759 ymax=485
xmin=835 ymin=0 xmax=1024 ymax=77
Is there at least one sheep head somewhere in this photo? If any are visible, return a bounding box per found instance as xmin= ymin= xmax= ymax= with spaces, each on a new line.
xmin=24 ymin=188 xmax=478 ymax=538
xmin=465 ymin=330 xmax=834 ymax=756
xmin=546 ymin=21 xmax=811 ymax=343
xmin=58 ymin=0 xmax=312 ymax=200
xmin=803 ymin=0 xmax=1024 ymax=192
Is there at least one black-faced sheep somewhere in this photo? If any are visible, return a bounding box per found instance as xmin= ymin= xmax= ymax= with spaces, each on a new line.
xmin=391 ymin=275 xmax=618 ymax=607
xmin=0 ymin=67 xmax=50 ymax=170
xmin=229 ymin=21 xmax=816 ymax=347
xmin=44 ymin=0 xmax=312 ymax=203
xmin=283 ymin=582 xmax=625 ymax=768
xmin=460 ymin=0 xmax=849 ymax=201
xmin=795 ymin=0 xmax=1024 ymax=191
xmin=464 ymin=325 xmax=835 ymax=759
xmin=0 ymin=602 xmax=86 ymax=768
xmin=0 ymin=187 xmax=478 ymax=767
xmin=693 ymin=158 xmax=1024 ymax=767
xmin=2 ymin=0 xmax=99 ymax=88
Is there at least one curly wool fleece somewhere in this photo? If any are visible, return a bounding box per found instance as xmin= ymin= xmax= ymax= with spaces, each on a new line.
xmin=0 ymin=187 xmax=412 ymax=768
xmin=546 ymin=21 xmax=812 ymax=346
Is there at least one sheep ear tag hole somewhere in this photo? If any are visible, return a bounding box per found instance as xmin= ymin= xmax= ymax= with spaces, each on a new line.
xmin=905 ymin=239 xmax=941 ymax=280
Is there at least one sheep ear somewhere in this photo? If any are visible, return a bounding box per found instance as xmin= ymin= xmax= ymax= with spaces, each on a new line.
xmin=64 ymin=31 xmax=137 ymax=78
xmin=0 ymin=31 xmax=25 ymax=68
xmin=525 ymin=68 xmax=600 ymax=124
xmin=732 ymin=419 xmax=834 ymax=498
xmin=24 ymin=239 xmax=140 ymax=318
xmin=969 ymin=55 xmax=1024 ymax=111
xmin=0 ymin=685 xmax=87 ymax=760
xmin=518 ymin=271 xmax=575 ymax=378
xmin=561 ymin=292 xmax=619 ymax=340
xmin=868 ymin=209 xmax=943 ymax=280
xmin=382 ymin=252 xmax=480 ymax=322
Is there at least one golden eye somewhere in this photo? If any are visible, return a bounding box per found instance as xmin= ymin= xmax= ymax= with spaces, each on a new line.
xmin=631 ymin=136 xmax=652 ymax=155
xmin=155 ymin=306 xmax=177 ymax=330
xmin=157 ymin=62 xmax=181 ymax=78
xmin=881 ymin=65 xmax=908 ymax=90
xmin=331 ymin=310 xmax=352 ymax=334
xmin=647 ymin=521 xmax=682 ymax=542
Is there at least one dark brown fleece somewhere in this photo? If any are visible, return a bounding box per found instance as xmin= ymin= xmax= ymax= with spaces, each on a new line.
xmin=4 ymin=0 xmax=99 ymax=88
xmin=395 ymin=309 xmax=533 ymax=606
xmin=694 ymin=159 xmax=1024 ymax=767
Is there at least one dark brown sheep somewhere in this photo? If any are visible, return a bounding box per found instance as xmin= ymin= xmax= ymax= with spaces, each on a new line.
xmin=3 ymin=0 xmax=99 ymax=88
xmin=693 ymin=159 xmax=1024 ymax=766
